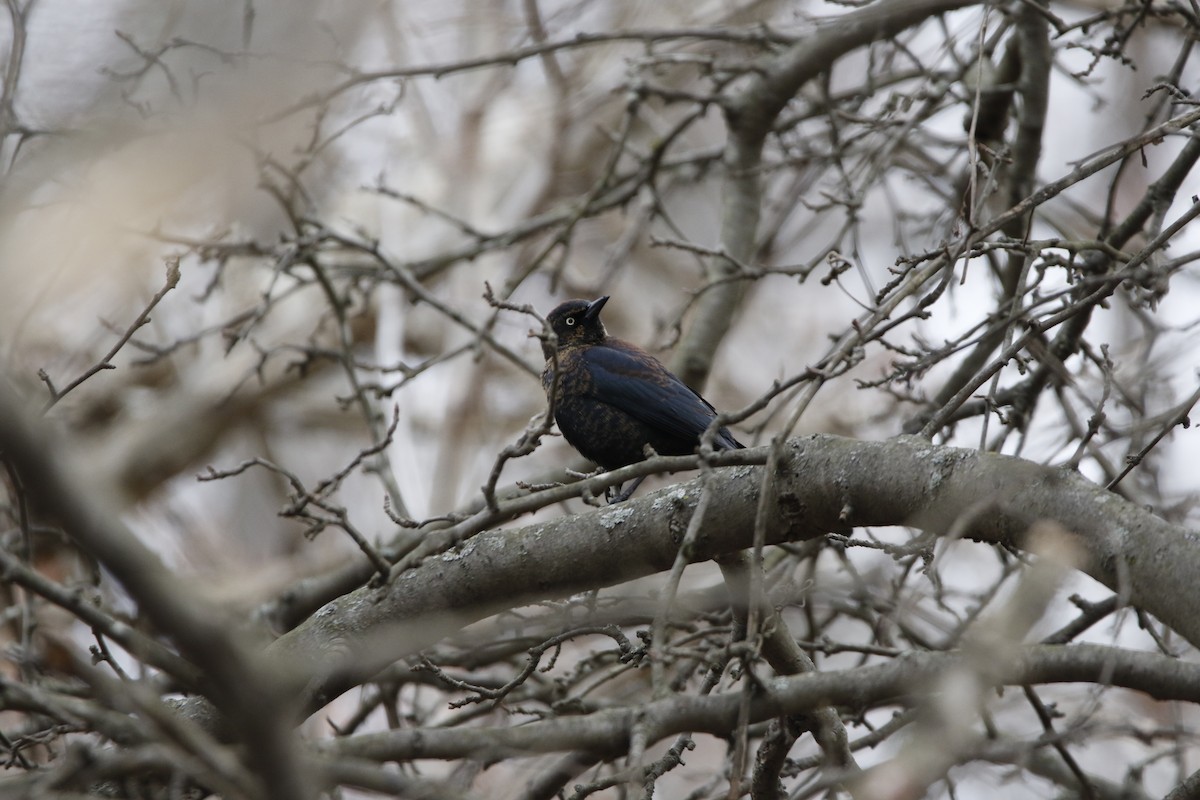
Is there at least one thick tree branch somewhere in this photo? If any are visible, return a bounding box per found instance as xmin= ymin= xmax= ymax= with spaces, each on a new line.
xmin=253 ymin=434 xmax=1200 ymax=718
xmin=320 ymin=644 xmax=1200 ymax=763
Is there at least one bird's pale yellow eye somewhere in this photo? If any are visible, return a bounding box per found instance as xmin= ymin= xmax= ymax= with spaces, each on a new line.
xmin=565 ymin=316 xmax=576 ymax=326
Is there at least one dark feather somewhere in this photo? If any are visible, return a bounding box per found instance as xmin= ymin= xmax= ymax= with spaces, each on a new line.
xmin=575 ymin=341 xmax=742 ymax=452
xmin=542 ymin=297 xmax=743 ymax=473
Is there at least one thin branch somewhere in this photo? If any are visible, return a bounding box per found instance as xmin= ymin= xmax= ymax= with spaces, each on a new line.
xmin=41 ymin=257 xmax=181 ymax=410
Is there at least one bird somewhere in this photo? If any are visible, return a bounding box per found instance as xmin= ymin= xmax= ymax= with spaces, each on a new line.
xmin=540 ymin=295 xmax=743 ymax=501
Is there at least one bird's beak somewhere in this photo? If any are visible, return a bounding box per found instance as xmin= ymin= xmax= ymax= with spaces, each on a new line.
xmin=584 ymin=295 xmax=609 ymax=321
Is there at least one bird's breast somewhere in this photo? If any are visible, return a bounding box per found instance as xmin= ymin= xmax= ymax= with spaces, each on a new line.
xmin=542 ymin=348 xmax=593 ymax=401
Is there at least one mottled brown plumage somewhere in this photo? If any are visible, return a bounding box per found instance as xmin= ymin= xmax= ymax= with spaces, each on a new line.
xmin=541 ymin=297 xmax=742 ymax=493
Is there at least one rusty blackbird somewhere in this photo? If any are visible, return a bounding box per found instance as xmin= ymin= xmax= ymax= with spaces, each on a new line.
xmin=541 ymin=296 xmax=743 ymax=500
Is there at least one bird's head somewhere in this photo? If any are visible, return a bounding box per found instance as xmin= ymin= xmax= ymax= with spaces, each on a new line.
xmin=542 ymin=296 xmax=609 ymax=358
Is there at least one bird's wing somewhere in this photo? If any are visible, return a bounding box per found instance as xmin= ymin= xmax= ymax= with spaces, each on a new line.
xmin=579 ymin=343 xmax=737 ymax=447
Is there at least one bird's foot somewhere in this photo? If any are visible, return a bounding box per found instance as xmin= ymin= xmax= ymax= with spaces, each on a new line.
xmin=606 ymin=475 xmax=646 ymax=504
